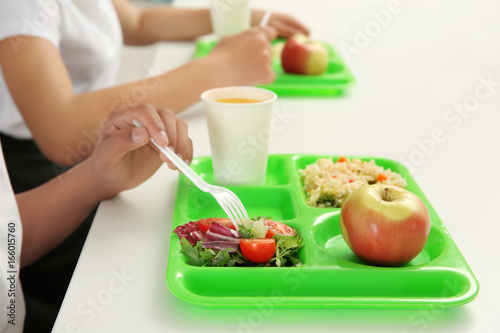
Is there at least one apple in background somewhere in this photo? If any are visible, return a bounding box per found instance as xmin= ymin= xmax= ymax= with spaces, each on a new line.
xmin=281 ymin=34 xmax=329 ymax=75
xmin=339 ymin=184 xmax=431 ymax=267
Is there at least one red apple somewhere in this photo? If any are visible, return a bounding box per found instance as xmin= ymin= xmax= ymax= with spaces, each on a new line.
xmin=281 ymin=34 xmax=329 ymax=75
xmin=339 ymin=184 xmax=431 ymax=266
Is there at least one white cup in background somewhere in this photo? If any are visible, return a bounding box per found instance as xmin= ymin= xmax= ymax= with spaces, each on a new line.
xmin=201 ymin=86 xmax=277 ymax=186
xmin=210 ymin=0 xmax=251 ymax=39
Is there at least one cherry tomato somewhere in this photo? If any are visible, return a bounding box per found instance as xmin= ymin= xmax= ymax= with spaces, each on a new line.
xmin=239 ymin=238 xmax=276 ymax=263
xmin=264 ymin=220 xmax=296 ymax=238
xmin=198 ymin=218 xmax=236 ymax=233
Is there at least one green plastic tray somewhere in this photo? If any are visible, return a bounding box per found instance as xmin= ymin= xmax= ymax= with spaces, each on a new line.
xmin=166 ymin=154 xmax=479 ymax=308
xmin=194 ymin=39 xmax=356 ymax=96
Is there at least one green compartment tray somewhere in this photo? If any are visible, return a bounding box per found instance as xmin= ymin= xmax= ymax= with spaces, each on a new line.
xmin=166 ymin=154 xmax=479 ymax=308
xmin=194 ymin=39 xmax=355 ymax=96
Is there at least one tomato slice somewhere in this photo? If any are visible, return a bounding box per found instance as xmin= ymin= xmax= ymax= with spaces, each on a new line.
xmin=198 ymin=218 xmax=236 ymax=233
xmin=240 ymin=238 xmax=276 ymax=264
xmin=264 ymin=220 xmax=296 ymax=238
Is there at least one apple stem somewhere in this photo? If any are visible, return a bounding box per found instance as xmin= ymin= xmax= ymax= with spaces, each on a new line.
xmin=383 ymin=187 xmax=390 ymax=201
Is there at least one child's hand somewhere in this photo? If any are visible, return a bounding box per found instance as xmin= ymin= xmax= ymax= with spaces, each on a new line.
xmin=252 ymin=10 xmax=310 ymax=38
xmin=83 ymin=104 xmax=193 ymax=199
xmin=209 ymin=27 xmax=278 ymax=86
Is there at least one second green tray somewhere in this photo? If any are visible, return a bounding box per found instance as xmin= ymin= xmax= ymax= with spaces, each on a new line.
xmin=194 ymin=39 xmax=356 ymax=97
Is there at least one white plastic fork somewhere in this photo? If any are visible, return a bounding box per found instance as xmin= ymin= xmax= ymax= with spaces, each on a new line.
xmin=133 ymin=120 xmax=249 ymax=229
xmin=259 ymin=9 xmax=272 ymax=28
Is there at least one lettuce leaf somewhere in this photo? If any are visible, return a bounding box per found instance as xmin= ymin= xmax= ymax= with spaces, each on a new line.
xmin=213 ymin=249 xmax=231 ymax=267
xmin=271 ymin=234 xmax=304 ymax=267
xmin=180 ymin=238 xmax=240 ymax=267
xmin=180 ymin=238 xmax=208 ymax=266
xmin=238 ymin=217 xmax=268 ymax=238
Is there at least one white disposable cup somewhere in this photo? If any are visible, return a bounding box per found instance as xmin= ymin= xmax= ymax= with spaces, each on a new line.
xmin=210 ymin=0 xmax=251 ymax=39
xmin=201 ymin=86 xmax=277 ymax=186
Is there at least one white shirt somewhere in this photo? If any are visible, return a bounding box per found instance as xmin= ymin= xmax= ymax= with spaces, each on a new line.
xmin=0 ymin=141 xmax=25 ymax=333
xmin=0 ymin=0 xmax=123 ymax=139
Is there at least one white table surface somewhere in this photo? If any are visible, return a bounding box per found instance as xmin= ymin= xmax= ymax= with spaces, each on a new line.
xmin=53 ymin=0 xmax=500 ymax=332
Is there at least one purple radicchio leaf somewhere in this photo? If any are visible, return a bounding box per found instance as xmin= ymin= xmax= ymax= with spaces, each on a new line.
xmin=173 ymin=222 xmax=202 ymax=246
xmin=201 ymin=222 xmax=241 ymax=252
xmin=201 ymin=241 xmax=240 ymax=252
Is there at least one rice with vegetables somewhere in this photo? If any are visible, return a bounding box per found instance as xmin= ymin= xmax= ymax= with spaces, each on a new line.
xmin=300 ymin=157 xmax=407 ymax=208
